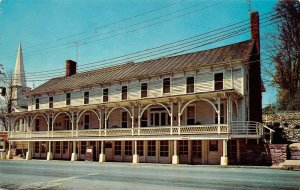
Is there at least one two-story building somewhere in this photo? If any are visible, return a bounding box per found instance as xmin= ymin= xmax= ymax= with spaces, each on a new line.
xmin=7 ymin=12 xmax=274 ymax=165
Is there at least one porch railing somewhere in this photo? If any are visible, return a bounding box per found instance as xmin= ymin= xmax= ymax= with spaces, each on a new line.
xmin=9 ymin=121 xmax=274 ymax=143
xmin=9 ymin=124 xmax=229 ymax=139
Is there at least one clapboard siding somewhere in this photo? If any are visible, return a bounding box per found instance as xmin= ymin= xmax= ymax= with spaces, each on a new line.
xmin=31 ymin=67 xmax=245 ymax=110
xmin=197 ymin=73 xmax=213 ymax=92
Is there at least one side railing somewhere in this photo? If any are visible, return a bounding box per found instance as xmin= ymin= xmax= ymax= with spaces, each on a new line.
xmin=231 ymin=121 xmax=275 ymax=144
xmin=9 ymin=124 xmax=229 ymax=139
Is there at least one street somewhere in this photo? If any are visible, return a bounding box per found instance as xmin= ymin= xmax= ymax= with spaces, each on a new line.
xmin=0 ymin=160 xmax=299 ymax=190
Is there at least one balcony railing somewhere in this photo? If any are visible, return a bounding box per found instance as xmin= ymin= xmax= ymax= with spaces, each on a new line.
xmin=9 ymin=121 xmax=274 ymax=142
xmin=9 ymin=124 xmax=229 ymax=139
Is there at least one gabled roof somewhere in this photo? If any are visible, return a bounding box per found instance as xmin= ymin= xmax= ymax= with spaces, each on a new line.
xmin=28 ymin=40 xmax=255 ymax=96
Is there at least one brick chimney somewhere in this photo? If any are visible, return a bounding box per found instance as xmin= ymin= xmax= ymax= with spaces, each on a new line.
xmin=250 ymin=11 xmax=260 ymax=53
xmin=66 ymin=60 xmax=77 ymax=77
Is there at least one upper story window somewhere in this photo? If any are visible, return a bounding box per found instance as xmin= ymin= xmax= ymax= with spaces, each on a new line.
xmin=163 ymin=78 xmax=170 ymax=94
xmin=103 ymin=88 xmax=108 ymax=102
xmin=141 ymin=83 xmax=148 ymax=98
xmin=186 ymin=77 xmax=194 ymax=93
xmin=214 ymin=73 xmax=223 ymax=90
xmin=84 ymin=91 xmax=89 ymax=104
xmin=121 ymin=86 xmax=127 ymax=100
xmin=49 ymin=97 xmax=53 ymax=108
xmin=35 ymin=98 xmax=39 ymax=110
xmin=66 ymin=93 xmax=71 ymax=105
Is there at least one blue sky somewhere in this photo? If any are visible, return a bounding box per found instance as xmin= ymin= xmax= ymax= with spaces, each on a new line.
xmin=0 ymin=0 xmax=277 ymax=106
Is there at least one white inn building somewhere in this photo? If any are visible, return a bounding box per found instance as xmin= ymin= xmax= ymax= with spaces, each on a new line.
xmin=6 ymin=12 xmax=274 ymax=165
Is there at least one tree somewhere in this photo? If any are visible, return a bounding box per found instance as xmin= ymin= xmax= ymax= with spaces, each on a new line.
xmin=266 ymin=1 xmax=300 ymax=111
xmin=0 ymin=69 xmax=15 ymax=131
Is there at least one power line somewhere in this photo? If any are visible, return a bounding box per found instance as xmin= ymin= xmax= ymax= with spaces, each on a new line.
xmin=11 ymin=12 xmax=277 ymax=79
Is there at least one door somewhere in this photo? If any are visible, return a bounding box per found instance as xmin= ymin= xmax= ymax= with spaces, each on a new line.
xmin=105 ymin=142 xmax=113 ymax=161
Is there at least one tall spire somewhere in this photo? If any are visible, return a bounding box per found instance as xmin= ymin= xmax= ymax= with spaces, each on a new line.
xmin=13 ymin=42 xmax=27 ymax=87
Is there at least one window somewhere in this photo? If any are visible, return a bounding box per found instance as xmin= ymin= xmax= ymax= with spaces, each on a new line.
xmin=186 ymin=106 xmax=195 ymax=125
xmin=215 ymin=103 xmax=225 ymax=124
xmin=55 ymin=142 xmax=61 ymax=154
xmin=214 ymin=73 xmax=223 ymax=90
xmin=121 ymin=86 xmax=127 ymax=100
xmin=64 ymin=116 xmax=70 ymax=130
xmin=62 ymin=142 xmax=68 ymax=154
xmin=163 ymin=78 xmax=170 ymax=94
xmin=160 ymin=140 xmax=169 ymax=157
xmin=35 ymin=119 xmax=40 ymax=131
xmin=41 ymin=142 xmax=46 ymax=153
xmin=49 ymin=97 xmax=53 ymax=108
xmin=141 ymin=83 xmax=148 ymax=98
xmin=84 ymin=91 xmax=89 ymax=104
xmin=103 ymin=88 xmax=108 ymax=102
xmin=192 ymin=140 xmax=202 ymax=158
xmin=81 ymin=142 xmax=86 ymax=155
xmin=186 ymin=77 xmax=194 ymax=93
xmin=35 ymin=98 xmax=39 ymax=110
xmin=114 ymin=141 xmax=121 ymax=155
xmin=66 ymin=93 xmax=71 ymax=105
xmin=137 ymin=141 xmax=144 ymax=156
xmin=209 ymin=140 xmax=218 ymax=151
xmin=84 ymin=114 xmax=90 ymax=129
xmin=141 ymin=110 xmax=147 ymax=127
xmin=147 ymin=140 xmax=156 ymax=156
xmin=34 ymin=142 xmax=39 ymax=153
xmin=125 ymin=141 xmax=132 ymax=156
xmin=179 ymin=140 xmax=188 ymax=156
xmin=121 ymin=112 xmax=128 ymax=128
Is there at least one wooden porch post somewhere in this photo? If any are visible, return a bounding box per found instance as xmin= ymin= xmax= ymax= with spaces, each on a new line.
xmin=172 ymin=140 xmax=179 ymax=164
xmin=220 ymin=139 xmax=228 ymax=166
xmin=47 ymin=141 xmax=53 ymax=160
xmin=99 ymin=141 xmax=105 ymax=163
xmin=71 ymin=141 xmax=78 ymax=161
xmin=132 ymin=140 xmax=139 ymax=164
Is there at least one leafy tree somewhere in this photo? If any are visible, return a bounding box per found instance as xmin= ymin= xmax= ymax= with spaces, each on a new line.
xmin=270 ymin=1 xmax=300 ymax=111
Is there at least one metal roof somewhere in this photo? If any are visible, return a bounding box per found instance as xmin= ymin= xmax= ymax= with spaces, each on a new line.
xmin=28 ymin=40 xmax=255 ymax=96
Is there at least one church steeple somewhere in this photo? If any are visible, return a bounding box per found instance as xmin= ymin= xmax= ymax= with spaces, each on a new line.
xmin=13 ymin=42 xmax=27 ymax=87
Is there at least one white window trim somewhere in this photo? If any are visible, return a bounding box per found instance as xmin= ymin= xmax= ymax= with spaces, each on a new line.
xmin=213 ymin=71 xmax=225 ymax=91
xmin=185 ymin=76 xmax=195 ymax=94
xmin=83 ymin=91 xmax=89 ymax=105
xmin=162 ymin=77 xmax=172 ymax=96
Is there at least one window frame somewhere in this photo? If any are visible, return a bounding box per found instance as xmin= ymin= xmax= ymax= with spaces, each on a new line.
xmin=35 ymin=98 xmax=39 ymax=110
xmin=114 ymin=141 xmax=121 ymax=155
xmin=66 ymin=93 xmax=71 ymax=106
xmin=124 ymin=141 xmax=132 ymax=156
xmin=103 ymin=88 xmax=108 ymax=102
xmin=214 ymin=72 xmax=224 ymax=91
xmin=49 ymin=96 xmax=53 ymax=108
xmin=160 ymin=140 xmax=169 ymax=157
xmin=163 ymin=77 xmax=171 ymax=94
xmin=141 ymin=83 xmax=148 ymax=98
xmin=121 ymin=86 xmax=128 ymax=100
xmin=186 ymin=76 xmax=195 ymax=93
xmin=147 ymin=140 xmax=156 ymax=157
xmin=84 ymin=91 xmax=89 ymax=105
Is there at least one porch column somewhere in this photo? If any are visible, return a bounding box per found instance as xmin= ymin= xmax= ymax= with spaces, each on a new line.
xmin=99 ymin=141 xmax=105 ymax=162
xmin=170 ymin=101 xmax=173 ymax=127
xmin=172 ymin=140 xmax=179 ymax=164
xmin=178 ymin=100 xmax=181 ymax=127
xmin=71 ymin=111 xmax=74 ymax=134
xmin=26 ymin=141 xmax=32 ymax=160
xmin=131 ymin=106 xmax=135 ymax=136
xmin=71 ymin=141 xmax=78 ymax=161
xmin=47 ymin=142 xmax=53 ymax=160
xmin=217 ymin=98 xmax=221 ymax=124
xmin=220 ymin=140 xmax=228 ymax=166
xmin=132 ymin=140 xmax=139 ymax=164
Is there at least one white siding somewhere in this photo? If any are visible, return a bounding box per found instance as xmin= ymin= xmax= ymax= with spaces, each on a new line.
xmin=233 ymin=68 xmax=243 ymax=94
xmin=172 ymin=77 xmax=185 ymax=95
xmin=196 ymin=72 xmax=213 ymax=92
xmin=129 ymin=80 xmax=140 ymax=100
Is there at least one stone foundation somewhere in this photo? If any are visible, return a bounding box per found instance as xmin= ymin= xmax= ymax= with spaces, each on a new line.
xmin=289 ymin=143 xmax=300 ymax=160
xmin=268 ymin=144 xmax=288 ymax=165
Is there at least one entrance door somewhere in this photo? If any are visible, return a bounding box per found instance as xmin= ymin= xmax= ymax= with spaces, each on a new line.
xmin=105 ymin=142 xmax=113 ymax=161
xmin=150 ymin=111 xmax=169 ymax=126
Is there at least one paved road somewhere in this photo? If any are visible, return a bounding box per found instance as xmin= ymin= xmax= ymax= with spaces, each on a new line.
xmin=0 ymin=160 xmax=299 ymax=190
